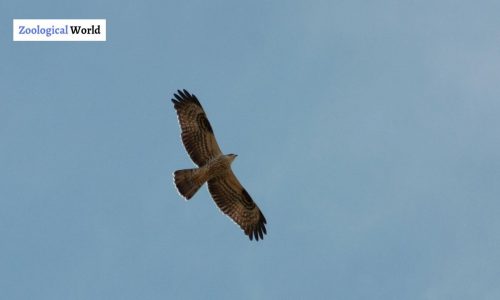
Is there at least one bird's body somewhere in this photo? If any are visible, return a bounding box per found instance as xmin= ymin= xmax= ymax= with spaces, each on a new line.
xmin=171 ymin=90 xmax=267 ymax=241
xmin=204 ymin=154 xmax=237 ymax=178
xmin=173 ymin=154 xmax=235 ymax=200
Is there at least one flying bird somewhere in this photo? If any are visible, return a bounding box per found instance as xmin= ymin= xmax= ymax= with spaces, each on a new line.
xmin=171 ymin=89 xmax=267 ymax=241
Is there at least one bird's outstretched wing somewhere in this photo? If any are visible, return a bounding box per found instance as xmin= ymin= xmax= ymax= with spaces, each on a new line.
xmin=207 ymin=170 xmax=267 ymax=241
xmin=171 ymin=90 xmax=223 ymax=166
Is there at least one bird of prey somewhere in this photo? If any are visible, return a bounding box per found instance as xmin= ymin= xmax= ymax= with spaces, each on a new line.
xmin=171 ymin=89 xmax=267 ymax=241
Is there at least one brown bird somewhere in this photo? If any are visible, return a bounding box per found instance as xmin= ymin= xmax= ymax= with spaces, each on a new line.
xmin=171 ymin=89 xmax=267 ymax=241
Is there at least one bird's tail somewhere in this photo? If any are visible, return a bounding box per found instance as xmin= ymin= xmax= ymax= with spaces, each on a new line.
xmin=173 ymin=168 xmax=205 ymax=200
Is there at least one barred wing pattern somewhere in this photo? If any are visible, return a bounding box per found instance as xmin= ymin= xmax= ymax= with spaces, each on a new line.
xmin=208 ymin=170 xmax=267 ymax=241
xmin=171 ymin=90 xmax=222 ymax=166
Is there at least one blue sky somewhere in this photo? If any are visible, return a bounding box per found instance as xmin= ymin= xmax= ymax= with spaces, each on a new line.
xmin=2 ymin=1 xmax=500 ymax=299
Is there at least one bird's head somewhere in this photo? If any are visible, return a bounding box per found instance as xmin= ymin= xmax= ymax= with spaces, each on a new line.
xmin=227 ymin=153 xmax=238 ymax=163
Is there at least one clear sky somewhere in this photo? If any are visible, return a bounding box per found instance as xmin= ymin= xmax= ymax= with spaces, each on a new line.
xmin=2 ymin=1 xmax=500 ymax=299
